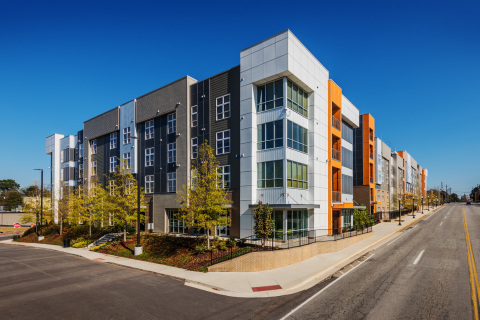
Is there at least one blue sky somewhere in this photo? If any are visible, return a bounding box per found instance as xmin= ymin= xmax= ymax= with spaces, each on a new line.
xmin=0 ymin=0 xmax=478 ymax=196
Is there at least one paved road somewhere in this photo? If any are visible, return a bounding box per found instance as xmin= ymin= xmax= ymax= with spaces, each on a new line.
xmin=282 ymin=203 xmax=479 ymax=319
xmin=1 ymin=204 xmax=477 ymax=320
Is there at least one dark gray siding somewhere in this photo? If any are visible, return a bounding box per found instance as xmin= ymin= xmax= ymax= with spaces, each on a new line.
xmin=84 ymin=108 xmax=119 ymax=140
xmin=353 ymin=116 xmax=363 ymax=186
xmin=208 ymin=66 xmax=241 ymax=190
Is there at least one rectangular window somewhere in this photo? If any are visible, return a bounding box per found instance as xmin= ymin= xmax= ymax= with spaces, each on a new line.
xmin=123 ymin=127 xmax=131 ymax=145
xmin=109 ymin=156 xmax=117 ymax=173
xmin=216 ymin=94 xmax=230 ymax=120
xmin=90 ymin=140 xmax=97 ymax=154
xmin=168 ymin=113 xmax=176 ymax=133
xmin=191 ymin=137 xmax=198 ymax=159
xmin=256 ymin=79 xmax=283 ymax=112
xmin=342 ymin=121 xmax=354 ymax=144
xmin=91 ymin=160 xmax=97 ymax=176
xmin=287 ymin=80 xmax=308 ymax=117
xmin=191 ymin=105 xmax=198 ymax=127
xmin=168 ymin=172 xmax=176 ymax=192
xmin=110 ymin=133 xmax=117 ymax=149
xmin=145 ymin=147 xmax=154 ymax=167
xmin=109 ymin=180 xmax=115 ymax=196
xmin=123 ymin=152 xmax=131 ymax=169
xmin=145 ymin=120 xmax=154 ymax=140
xmin=145 ymin=175 xmax=154 ymax=194
xmin=342 ymin=147 xmax=353 ymax=169
xmin=257 ymin=160 xmax=283 ymax=188
xmin=287 ymin=121 xmax=308 ymax=153
xmin=257 ymin=120 xmax=283 ymax=150
xmin=219 ymin=165 xmax=230 ymax=189
xmin=342 ymin=174 xmax=353 ymax=195
xmin=79 ymin=143 xmax=83 ymax=159
xmin=342 ymin=209 xmax=353 ymax=228
xmin=168 ymin=210 xmax=186 ymax=234
xmin=287 ymin=160 xmax=308 ymax=189
xmin=216 ymin=130 xmax=230 ymax=155
xmin=168 ymin=143 xmax=176 ymax=163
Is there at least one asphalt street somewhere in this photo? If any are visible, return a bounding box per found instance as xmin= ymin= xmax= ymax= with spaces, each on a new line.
xmin=1 ymin=204 xmax=477 ymax=320
xmin=282 ymin=203 xmax=479 ymax=319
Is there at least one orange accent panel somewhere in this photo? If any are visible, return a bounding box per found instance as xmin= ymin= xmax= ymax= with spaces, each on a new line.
xmin=333 ymin=202 xmax=354 ymax=209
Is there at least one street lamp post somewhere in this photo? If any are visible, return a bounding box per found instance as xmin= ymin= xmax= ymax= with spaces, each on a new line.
xmin=398 ymin=199 xmax=402 ymax=226
xmin=412 ymin=197 xmax=415 ymax=219
xmin=129 ymin=136 xmax=143 ymax=256
xmin=421 ymin=197 xmax=424 ymax=214
xmin=34 ymin=169 xmax=44 ymax=240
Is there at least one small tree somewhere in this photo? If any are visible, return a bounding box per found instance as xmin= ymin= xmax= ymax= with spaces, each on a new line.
xmin=58 ymin=183 xmax=74 ymax=235
xmin=353 ymin=207 xmax=374 ymax=230
xmin=3 ymin=190 xmax=24 ymax=211
xmin=253 ymin=201 xmax=274 ymax=247
xmin=21 ymin=197 xmax=51 ymax=226
xmin=177 ymin=141 xmax=232 ymax=249
xmin=0 ymin=179 xmax=20 ymax=192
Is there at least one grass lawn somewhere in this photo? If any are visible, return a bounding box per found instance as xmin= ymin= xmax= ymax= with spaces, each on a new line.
xmin=0 ymin=226 xmax=29 ymax=234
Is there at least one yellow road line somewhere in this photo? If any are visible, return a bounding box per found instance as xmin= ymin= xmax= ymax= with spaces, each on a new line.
xmin=463 ymin=207 xmax=480 ymax=320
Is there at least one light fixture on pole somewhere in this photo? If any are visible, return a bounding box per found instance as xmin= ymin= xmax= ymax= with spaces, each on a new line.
xmin=128 ymin=135 xmax=143 ymax=255
xmin=412 ymin=196 xmax=415 ymax=219
xmin=398 ymin=199 xmax=402 ymax=226
xmin=34 ymin=169 xmax=44 ymax=241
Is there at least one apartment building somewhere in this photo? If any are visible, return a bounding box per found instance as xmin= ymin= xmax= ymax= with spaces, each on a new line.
xmin=375 ymin=138 xmax=391 ymax=218
xmin=46 ymin=30 xmax=426 ymax=237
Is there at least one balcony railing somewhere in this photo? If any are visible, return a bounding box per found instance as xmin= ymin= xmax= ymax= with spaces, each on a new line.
xmin=370 ymin=152 xmax=374 ymax=160
xmin=333 ymin=191 xmax=341 ymax=202
xmin=370 ymin=134 xmax=374 ymax=141
xmin=332 ymin=117 xmax=341 ymax=130
xmin=370 ymin=177 xmax=373 ymax=184
xmin=371 ymin=195 xmax=374 ymax=202
xmin=332 ymin=148 xmax=341 ymax=161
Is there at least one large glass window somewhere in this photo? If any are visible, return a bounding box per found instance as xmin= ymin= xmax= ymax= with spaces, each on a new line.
xmin=168 ymin=113 xmax=176 ymax=134
xmin=168 ymin=210 xmax=187 ymax=234
xmin=258 ymin=120 xmax=283 ymax=150
xmin=216 ymin=130 xmax=230 ymax=155
xmin=342 ymin=147 xmax=353 ymax=169
xmin=342 ymin=174 xmax=353 ymax=195
xmin=287 ymin=80 xmax=308 ymax=117
xmin=256 ymin=79 xmax=283 ymax=112
xmin=219 ymin=165 xmax=230 ymax=189
xmin=168 ymin=143 xmax=176 ymax=163
xmin=145 ymin=147 xmax=154 ymax=167
xmin=342 ymin=121 xmax=353 ymax=144
xmin=257 ymin=160 xmax=283 ymax=188
xmin=145 ymin=120 xmax=154 ymax=140
xmin=287 ymin=121 xmax=308 ymax=153
xmin=287 ymin=160 xmax=308 ymax=189
xmin=191 ymin=105 xmax=198 ymax=127
xmin=273 ymin=211 xmax=284 ymax=240
xmin=287 ymin=210 xmax=308 ymax=239
xmin=145 ymin=175 xmax=154 ymax=194
xmin=216 ymin=94 xmax=230 ymax=120
xmin=110 ymin=133 xmax=117 ymax=149
xmin=168 ymin=172 xmax=176 ymax=192
xmin=342 ymin=209 xmax=353 ymax=228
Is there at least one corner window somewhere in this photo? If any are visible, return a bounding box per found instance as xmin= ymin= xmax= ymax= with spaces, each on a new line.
xmin=256 ymin=79 xmax=283 ymax=112
xmin=168 ymin=172 xmax=176 ymax=192
xmin=123 ymin=127 xmax=131 ymax=145
xmin=216 ymin=94 xmax=230 ymax=120
xmin=168 ymin=113 xmax=176 ymax=134
xmin=145 ymin=175 xmax=154 ymax=194
xmin=287 ymin=121 xmax=308 ymax=153
xmin=257 ymin=160 xmax=283 ymax=188
xmin=109 ymin=156 xmax=117 ymax=173
xmin=145 ymin=120 xmax=154 ymax=140
xmin=191 ymin=105 xmax=198 ymax=127
xmin=110 ymin=133 xmax=117 ymax=149
xmin=90 ymin=140 xmax=97 ymax=154
xmin=145 ymin=147 xmax=154 ymax=167
xmin=287 ymin=80 xmax=308 ymax=117
xmin=287 ymin=160 xmax=308 ymax=189
xmin=216 ymin=130 xmax=230 ymax=155
xmin=168 ymin=143 xmax=176 ymax=163
xmin=191 ymin=137 xmax=198 ymax=159
xmin=258 ymin=120 xmax=283 ymax=150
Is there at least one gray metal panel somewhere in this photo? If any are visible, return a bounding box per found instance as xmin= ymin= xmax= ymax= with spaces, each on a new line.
xmin=84 ymin=107 xmax=119 ymax=140
xmin=248 ymin=203 xmax=320 ymax=209
xmin=136 ymin=76 xmax=197 ymax=124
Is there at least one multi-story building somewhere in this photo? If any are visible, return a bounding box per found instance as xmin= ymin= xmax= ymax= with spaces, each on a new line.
xmin=375 ymin=138 xmax=391 ymax=218
xmin=46 ymin=30 xmax=426 ymax=237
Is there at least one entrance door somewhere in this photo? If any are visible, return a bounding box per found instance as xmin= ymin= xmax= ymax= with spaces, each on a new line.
xmin=332 ymin=211 xmax=341 ymax=234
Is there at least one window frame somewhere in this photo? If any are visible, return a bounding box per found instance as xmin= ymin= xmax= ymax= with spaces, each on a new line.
xmin=168 ymin=143 xmax=176 ymax=163
xmin=168 ymin=172 xmax=176 ymax=192
xmin=145 ymin=147 xmax=154 ymax=167
xmin=110 ymin=133 xmax=117 ymax=149
xmin=90 ymin=140 xmax=97 ymax=154
xmin=287 ymin=120 xmax=308 ymax=154
xmin=145 ymin=120 xmax=154 ymax=140
xmin=145 ymin=175 xmax=154 ymax=194
xmin=256 ymin=79 xmax=284 ymax=113
xmin=257 ymin=160 xmax=283 ymax=188
xmin=216 ymin=130 xmax=230 ymax=155
xmin=216 ymin=94 xmax=231 ymax=121
xmin=287 ymin=79 xmax=308 ymax=118
xmin=258 ymin=120 xmax=283 ymax=150
xmin=219 ymin=165 xmax=230 ymax=189
xmin=191 ymin=137 xmax=198 ymax=159
xmin=191 ymin=105 xmax=198 ymax=127
xmin=91 ymin=160 xmax=97 ymax=176
xmin=287 ymin=160 xmax=308 ymax=189
xmin=123 ymin=127 xmax=131 ymax=145
xmin=109 ymin=156 xmax=117 ymax=173
xmin=168 ymin=113 xmax=176 ymax=134
xmin=123 ymin=152 xmax=131 ymax=169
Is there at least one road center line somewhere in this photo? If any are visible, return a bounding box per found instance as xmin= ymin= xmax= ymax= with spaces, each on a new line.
xmin=279 ymin=254 xmax=375 ymax=320
xmin=413 ymin=250 xmax=425 ymax=265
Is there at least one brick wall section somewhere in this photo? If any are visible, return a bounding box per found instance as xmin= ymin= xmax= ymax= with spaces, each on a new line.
xmin=208 ymin=232 xmax=373 ymax=272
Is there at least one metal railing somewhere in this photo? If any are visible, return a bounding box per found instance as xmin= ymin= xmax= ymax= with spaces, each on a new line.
xmin=332 ymin=117 xmax=341 ymax=130
xmin=332 ymin=148 xmax=341 ymax=161
xmin=370 ymin=195 xmax=374 ymax=201
xmin=370 ymin=134 xmax=373 ymax=141
xmin=370 ymin=152 xmax=374 ymax=160
xmin=370 ymin=177 xmax=373 ymax=184
xmin=333 ymin=191 xmax=341 ymax=202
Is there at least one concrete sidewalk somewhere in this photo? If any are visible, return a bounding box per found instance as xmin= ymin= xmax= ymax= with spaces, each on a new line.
xmin=0 ymin=206 xmax=444 ymax=298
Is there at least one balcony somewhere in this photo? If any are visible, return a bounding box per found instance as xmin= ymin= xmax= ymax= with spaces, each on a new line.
xmin=332 ymin=148 xmax=341 ymax=161
xmin=332 ymin=117 xmax=341 ymax=130
xmin=333 ymin=191 xmax=341 ymax=203
xmin=370 ymin=177 xmax=373 ymax=184
xmin=371 ymin=195 xmax=374 ymax=202
xmin=370 ymin=134 xmax=373 ymax=141
xmin=370 ymin=152 xmax=373 ymax=160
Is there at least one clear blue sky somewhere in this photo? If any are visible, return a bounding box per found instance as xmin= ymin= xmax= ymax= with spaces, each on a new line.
xmin=0 ymin=0 xmax=478 ymax=196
